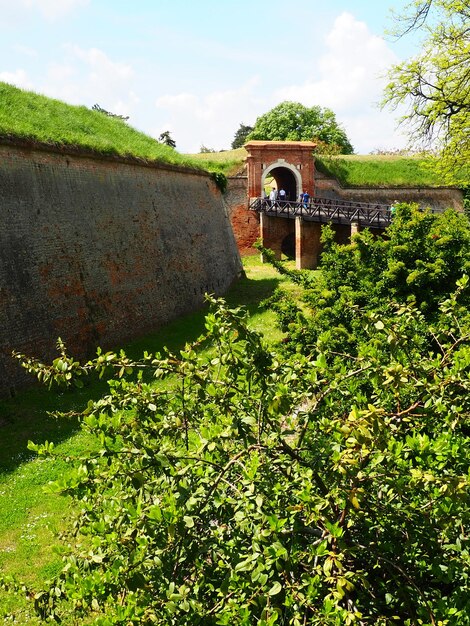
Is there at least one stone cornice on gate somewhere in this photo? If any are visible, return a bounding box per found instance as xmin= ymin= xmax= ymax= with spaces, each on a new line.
xmin=244 ymin=140 xmax=317 ymax=199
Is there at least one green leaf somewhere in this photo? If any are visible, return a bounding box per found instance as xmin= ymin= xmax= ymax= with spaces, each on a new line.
xmin=268 ymin=581 xmax=282 ymax=596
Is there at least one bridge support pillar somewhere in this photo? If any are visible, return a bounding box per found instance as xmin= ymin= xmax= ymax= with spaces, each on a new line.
xmin=295 ymin=218 xmax=322 ymax=269
xmin=350 ymin=222 xmax=360 ymax=238
xmin=260 ymin=213 xmax=291 ymax=262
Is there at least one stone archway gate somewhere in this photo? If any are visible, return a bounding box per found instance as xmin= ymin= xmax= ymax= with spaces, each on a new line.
xmin=245 ymin=140 xmax=317 ymax=201
xmin=245 ymin=140 xmax=390 ymax=269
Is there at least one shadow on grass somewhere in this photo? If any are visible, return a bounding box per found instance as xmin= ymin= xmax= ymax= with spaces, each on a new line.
xmin=0 ymin=273 xmax=281 ymax=475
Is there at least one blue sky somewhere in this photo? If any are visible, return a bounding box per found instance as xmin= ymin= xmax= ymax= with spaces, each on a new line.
xmin=0 ymin=0 xmax=420 ymax=154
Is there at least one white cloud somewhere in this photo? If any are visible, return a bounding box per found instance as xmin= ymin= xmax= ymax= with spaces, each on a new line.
xmin=152 ymin=13 xmax=408 ymax=154
xmin=41 ymin=46 xmax=136 ymax=118
xmin=155 ymin=77 xmax=266 ymax=152
xmin=275 ymin=12 xmax=405 ymax=153
xmin=0 ymin=69 xmax=33 ymax=90
xmin=13 ymin=44 xmax=38 ymax=58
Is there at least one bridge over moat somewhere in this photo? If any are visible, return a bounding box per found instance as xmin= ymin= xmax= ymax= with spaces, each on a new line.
xmin=243 ymin=140 xmax=447 ymax=269
xmin=249 ymin=195 xmax=393 ymax=270
xmin=249 ymin=196 xmax=393 ymax=229
xmin=244 ymin=140 xmax=396 ymax=269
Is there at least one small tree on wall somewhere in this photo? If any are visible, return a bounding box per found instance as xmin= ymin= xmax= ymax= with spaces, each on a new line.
xmin=158 ymin=131 xmax=176 ymax=149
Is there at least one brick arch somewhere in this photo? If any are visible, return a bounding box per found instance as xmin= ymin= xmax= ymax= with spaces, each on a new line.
xmin=245 ymin=140 xmax=317 ymax=199
xmin=262 ymin=161 xmax=302 ymax=202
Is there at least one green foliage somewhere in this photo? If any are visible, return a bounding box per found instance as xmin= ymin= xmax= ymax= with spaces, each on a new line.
xmin=210 ymin=171 xmax=227 ymax=193
xmin=261 ymin=205 xmax=470 ymax=358
xmin=0 ymin=82 xmax=202 ymax=170
xmin=231 ymin=123 xmax=253 ymax=149
xmin=383 ymin=0 xmax=470 ymax=185
xmin=92 ymin=103 xmax=129 ymax=121
xmin=5 ymin=206 xmax=470 ymax=624
xmin=7 ymin=285 xmax=470 ymax=625
xmin=0 ymin=256 xmax=286 ymax=623
xmin=158 ymin=131 xmax=176 ymax=149
xmin=247 ymin=101 xmax=354 ymax=155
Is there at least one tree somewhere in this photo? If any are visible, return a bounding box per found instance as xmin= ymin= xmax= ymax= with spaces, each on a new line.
xmin=5 ymin=206 xmax=470 ymax=625
xmin=246 ymin=101 xmax=354 ymax=154
xmin=199 ymin=145 xmax=216 ymax=153
xmin=231 ymin=123 xmax=253 ymax=149
xmin=158 ymin=130 xmax=176 ymax=149
xmin=92 ymin=103 xmax=129 ymax=121
xmin=383 ymin=0 xmax=470 ymax=184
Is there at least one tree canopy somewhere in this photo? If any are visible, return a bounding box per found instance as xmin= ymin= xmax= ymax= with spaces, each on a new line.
xmin=231 ymin=123 xmax=253 ymax=149
xmin=383 ymin=0 xmax=470 ymax=185
xmin=246 ymin=102 xmax=354 ymax=154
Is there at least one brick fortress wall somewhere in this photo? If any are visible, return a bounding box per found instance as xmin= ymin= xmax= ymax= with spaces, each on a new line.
xmin=0 ymin=141 xmax=242 ymax=394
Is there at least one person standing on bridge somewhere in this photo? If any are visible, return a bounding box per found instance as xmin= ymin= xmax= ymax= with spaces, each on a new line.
xmin=278 ymin=188 xmax=286 ymax=205
xmin=302 ymin=190 xmax=310 ymax=208
xmin=269 ymin=188 xmax=277 ymax=207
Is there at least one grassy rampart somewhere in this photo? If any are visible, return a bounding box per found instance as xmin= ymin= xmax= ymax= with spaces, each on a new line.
xmin=0 ymin=82 xmax=457 ymax=187
xmin=188 ymin=149 xmax=454 ymax=187
xmin=0 ymin=82 xmax=203 ymax=170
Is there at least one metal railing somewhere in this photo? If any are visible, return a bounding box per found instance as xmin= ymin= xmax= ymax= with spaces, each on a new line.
xmin=250 ymin=196 xmax=394 ymax=228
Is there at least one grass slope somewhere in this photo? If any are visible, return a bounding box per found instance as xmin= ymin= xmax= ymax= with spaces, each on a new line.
xmin=0 ymin=82 xmax=202 ymax=170
xmin=314 ymin=154 xmax=449 ymax=188
xmin=0 ymin=82 xmax=452 ymax=186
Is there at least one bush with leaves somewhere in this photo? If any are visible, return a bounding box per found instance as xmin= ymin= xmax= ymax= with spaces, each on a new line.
xmin=260 ymin=204 xmax=470 ymax=359
xmin=4 ymin=268 xmax=470 ymax=625
xmin=4 ymin=203 xmax=470 ymax=624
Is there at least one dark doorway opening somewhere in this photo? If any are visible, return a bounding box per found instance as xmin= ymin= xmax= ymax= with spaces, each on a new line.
xmin=281 ymin=232 xmax=295 ymax=259
xmin=268 ymin=167 xmax=297 ymax=202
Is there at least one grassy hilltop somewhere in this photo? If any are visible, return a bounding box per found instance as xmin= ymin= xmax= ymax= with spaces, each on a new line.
xmin=0 ymin=82 xmax=203 ymax=170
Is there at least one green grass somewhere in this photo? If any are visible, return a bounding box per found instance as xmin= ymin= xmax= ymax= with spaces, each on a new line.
xmin=189 ymin=148 xmax=453 ymax=187
xmin=184 ymin=147 xmax=246 ymax=176
xmin=0 ymin=82 xmax=204 ymax=170
xmin=0 ymin=255 xmax=302 ymax=624
xmin=314 ymin=154 xmax=449 ymax=187
xmin=0 ymin=84 xmax=453 ymax=187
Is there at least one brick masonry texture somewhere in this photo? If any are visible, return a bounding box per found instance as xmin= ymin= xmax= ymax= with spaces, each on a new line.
xmin=0 ymin=142 xmax=242 ymax=394
xmin=224 ymin=176 xmax=259 ymax=255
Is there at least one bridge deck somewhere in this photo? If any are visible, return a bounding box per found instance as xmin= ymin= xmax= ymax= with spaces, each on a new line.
xmin=250 ymin=196 xmax=393 ymax=228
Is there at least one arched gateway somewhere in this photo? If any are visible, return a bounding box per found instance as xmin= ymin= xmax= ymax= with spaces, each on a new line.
xmin=245 ymin=140 xmax=316 ymax=201
xmin=245 ymin=140 xmax=322 ymax=269
xmin=243 ymin=140 xmax=391 ymax=269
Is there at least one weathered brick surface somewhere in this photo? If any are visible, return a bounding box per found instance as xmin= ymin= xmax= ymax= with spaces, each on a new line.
xmin=0 ymin=142 xmax=242 ymax=394
xmin=224 ymin=176 xmax=259 ymax=255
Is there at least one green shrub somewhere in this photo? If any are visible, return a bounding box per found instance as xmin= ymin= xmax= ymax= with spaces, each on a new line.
xmin=4 ymin=205 xmax=470 ymax=625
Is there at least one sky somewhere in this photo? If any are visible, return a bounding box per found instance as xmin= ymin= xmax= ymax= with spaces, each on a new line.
xmin=0 ymin=0 xmax=422 ymax=155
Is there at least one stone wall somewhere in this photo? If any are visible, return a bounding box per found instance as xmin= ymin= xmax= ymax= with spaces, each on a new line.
xmin=0 ymin=141 xmax=242 ymax=394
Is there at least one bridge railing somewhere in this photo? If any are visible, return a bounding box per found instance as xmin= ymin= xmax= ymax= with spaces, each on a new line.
xmin=249 ymin=196 xmax=393 ymax=228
